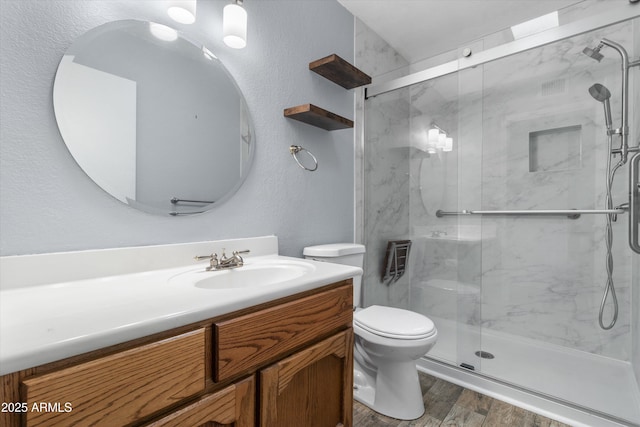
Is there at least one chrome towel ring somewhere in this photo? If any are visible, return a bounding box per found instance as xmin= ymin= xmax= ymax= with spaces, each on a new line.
xmin=289 ymin=145 xmax=318 ymax=171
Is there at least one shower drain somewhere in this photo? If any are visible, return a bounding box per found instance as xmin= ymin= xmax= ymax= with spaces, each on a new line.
xmin=475 ymin=350 xmax=495 ymax=359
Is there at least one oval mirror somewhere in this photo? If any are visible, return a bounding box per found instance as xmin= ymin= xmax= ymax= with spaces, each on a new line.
xmin=53 ymin=20 xmax=254 ymax=216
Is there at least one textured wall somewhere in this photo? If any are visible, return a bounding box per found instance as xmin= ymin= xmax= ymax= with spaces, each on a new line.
xmin=0 ymin=0 xmax=355 ymax=257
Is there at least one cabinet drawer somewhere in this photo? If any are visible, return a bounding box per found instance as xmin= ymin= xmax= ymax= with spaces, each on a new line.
xmin=146 ymin=375 xmax=255 ymax=427
xmin=215 ymin=282 xmax=352 ymax=381
xmin=21 ymin=328 xmax=206 ymax=426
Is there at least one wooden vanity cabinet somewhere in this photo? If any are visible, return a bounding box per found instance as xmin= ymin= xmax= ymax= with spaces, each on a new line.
xmin=214 ymin=281 xmax=354 ymax=427
xmin=0 ymin=280 xmax=353 ymax=427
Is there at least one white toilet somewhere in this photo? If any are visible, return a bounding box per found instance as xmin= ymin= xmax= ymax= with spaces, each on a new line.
xmin=303 ymin=243 xmax=437 ymax=420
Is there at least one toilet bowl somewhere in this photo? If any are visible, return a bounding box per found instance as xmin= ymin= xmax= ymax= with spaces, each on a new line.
xmin=303 ymin=243 xmax=438 ymax=420
xmin=353 ymin=305 xmax=437 ymax=419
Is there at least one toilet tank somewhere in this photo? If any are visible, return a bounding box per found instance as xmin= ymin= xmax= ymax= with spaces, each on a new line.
xmin=303 ymin=243 xmax=365 ymax=307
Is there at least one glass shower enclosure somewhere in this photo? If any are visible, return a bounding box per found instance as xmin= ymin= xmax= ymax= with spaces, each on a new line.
xmin=362 ymin=6 xmax=639 ymax=426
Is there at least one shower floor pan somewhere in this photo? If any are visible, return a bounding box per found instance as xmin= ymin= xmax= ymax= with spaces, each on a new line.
xmin=420 ymin=316 xmax=640 ymax=427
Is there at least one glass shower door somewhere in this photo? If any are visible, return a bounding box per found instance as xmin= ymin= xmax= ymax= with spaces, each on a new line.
xmin=473 ymin=18 xmax=639 ymax=423
xmin=406 ymin=60 xmax=484 ymax=372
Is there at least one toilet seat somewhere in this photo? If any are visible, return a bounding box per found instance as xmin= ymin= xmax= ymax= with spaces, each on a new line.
xmin=354 ymin=305 xmax=436 ymax=340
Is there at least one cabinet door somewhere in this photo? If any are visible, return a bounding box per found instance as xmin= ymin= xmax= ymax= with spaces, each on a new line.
xmin=260 ymin=329 xmax=353 ymax=427
xmin=146 ymin=375 xmax=255 ymax=427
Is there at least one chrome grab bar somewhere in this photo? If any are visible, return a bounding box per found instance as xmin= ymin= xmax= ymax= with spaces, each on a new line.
xmin=436 ymin=208 xmax=626 ymax=220
xmin=171 ymin=197 xmax=214 ymax=205
xmin=630 ymin=152 xmax=640 ymax=254
xmin=169 ymin=211 xmax=205 ymax=216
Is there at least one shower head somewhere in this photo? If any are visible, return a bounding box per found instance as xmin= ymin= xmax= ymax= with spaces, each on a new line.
xmin=583 ymin=44 xmax=604 ymax=62
xmin=589 ymin=83 xmax=613 ymax=131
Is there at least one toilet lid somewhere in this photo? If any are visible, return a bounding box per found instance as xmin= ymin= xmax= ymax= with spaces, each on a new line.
xmin=354 ymin=305 xmax=436 ymax=340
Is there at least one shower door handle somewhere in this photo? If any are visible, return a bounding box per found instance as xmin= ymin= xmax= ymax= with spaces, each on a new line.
xmin=630 ymin=152 xmax=640 ymax=254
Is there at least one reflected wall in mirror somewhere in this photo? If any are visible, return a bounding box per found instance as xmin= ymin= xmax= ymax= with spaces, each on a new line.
xmin=53 ymin=20 xmax=254 ymax=216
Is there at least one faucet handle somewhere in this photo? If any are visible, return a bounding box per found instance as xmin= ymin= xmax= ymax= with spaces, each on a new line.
xmin=194 ymin=253 xmax=219 ymax=271
xmin=234 ymin=249 xmax=250 ymax=255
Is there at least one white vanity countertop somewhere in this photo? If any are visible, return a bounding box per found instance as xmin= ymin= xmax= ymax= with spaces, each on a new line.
xmin=0 ymin=237 xmax=362 ymax=375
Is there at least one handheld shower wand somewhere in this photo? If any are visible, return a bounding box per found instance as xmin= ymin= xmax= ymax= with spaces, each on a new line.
xmin=588 ymin=83 xmax=613 ymax=132
xmin=587 ymin=81 xmax=623 ymax=330
xmin=583 ymin=38 xmax=640 ymax=259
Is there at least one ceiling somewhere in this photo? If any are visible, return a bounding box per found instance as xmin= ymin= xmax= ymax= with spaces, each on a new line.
xmin=337 ymin=0 xmax=581 ymax=63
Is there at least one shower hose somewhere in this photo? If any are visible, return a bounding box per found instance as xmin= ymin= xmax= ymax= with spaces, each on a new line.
xmin=600 ymin=133 xmax=624 ymax=330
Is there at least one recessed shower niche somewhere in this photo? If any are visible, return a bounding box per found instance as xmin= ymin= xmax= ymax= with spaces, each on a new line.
xmin=528 ymin=125 xmax=582 ymax=172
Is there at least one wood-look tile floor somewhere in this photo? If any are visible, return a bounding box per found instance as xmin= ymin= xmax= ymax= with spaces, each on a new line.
xmin=353 ymin=372 xmax=572 ymax=427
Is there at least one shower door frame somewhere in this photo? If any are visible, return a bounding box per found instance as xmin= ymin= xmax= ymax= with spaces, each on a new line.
xmin=366 ymin=5 xmax=639 ymax=99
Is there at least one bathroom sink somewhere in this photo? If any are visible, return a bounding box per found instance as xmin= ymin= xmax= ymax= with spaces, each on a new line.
xmin=169 ymin=259 xmax=315 ymax=290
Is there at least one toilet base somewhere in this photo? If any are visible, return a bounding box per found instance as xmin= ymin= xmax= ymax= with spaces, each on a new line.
xmin=353 ymin=359 xmax=425 ymax=420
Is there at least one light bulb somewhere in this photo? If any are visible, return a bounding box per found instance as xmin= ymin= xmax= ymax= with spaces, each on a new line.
xmin=427 ymin=129 xmax=439 ymax=153
xmin=167 ymin=0 xmax=196 ymax=24
xmin=443 ymin=137 xmax=453 ymax=152
xmin=223 ymin=2 xmax=247 ymax=49
xmin=149 ymin=22 xmax=178 ymax=42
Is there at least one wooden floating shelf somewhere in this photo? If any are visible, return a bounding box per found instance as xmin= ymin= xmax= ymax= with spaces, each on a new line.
xmin=309 ymin=54 xmax=371 ymax=89
xmin=284 ymin=104 xmax=353 ymax=131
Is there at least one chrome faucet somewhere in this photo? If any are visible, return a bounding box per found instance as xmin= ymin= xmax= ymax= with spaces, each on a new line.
xmin=219 ymin=249 xmax=249 ymax=268
xmin=194 ymin=249 xmax=250 ymax=271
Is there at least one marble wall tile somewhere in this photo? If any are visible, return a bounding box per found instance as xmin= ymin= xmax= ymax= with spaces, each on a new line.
xmin=355 ymin=18 xmax=411 ymax=309
xmin=471 ymin=20 xmax=635 ymax=359
xmin=362 ymin=90 xmax=412 ymax=308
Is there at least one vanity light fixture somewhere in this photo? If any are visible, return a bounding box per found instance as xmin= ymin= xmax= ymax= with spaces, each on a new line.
xmin=426 ymin=128 xmax=439 ymax=154
xmin=149 ymin=22 xmax=178 ymax=42
xmin=443 ymin=137 xmax=453 ymax=152
xmin=167 ymin=0 xmax=197 ymax=25
xmin=427 ymin=123 xmax=454 ymax=153
xmin=223 ymin=0 xmax=247 ymax=49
